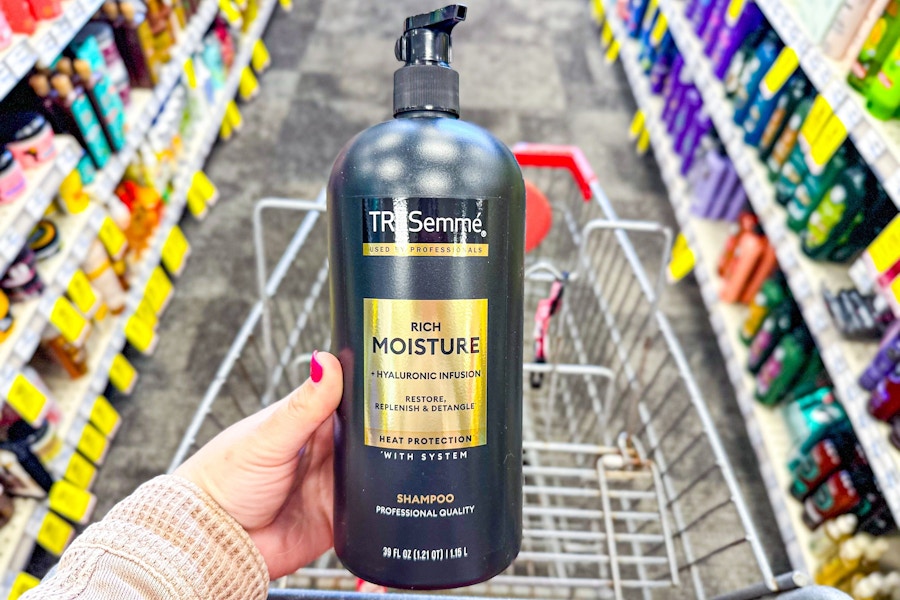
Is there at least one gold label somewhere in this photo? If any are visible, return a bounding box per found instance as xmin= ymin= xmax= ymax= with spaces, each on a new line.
xmin=364 ymin=298 xmax=487 ymax=450
xmin=363 ymin=243 xmax=489 ymax=257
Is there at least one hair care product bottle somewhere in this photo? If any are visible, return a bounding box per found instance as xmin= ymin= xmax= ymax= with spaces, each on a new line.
xmin=865 ymin=31 xmax=900 ymax=118
xmin=678 ymin=112 xmax=712 ymax=175
xmin=788 ymin=432 xmax=860 ymax=499
xmin=766 ymin=96 xmax=813 ymax=178
xmin=0 ymin=147 xmax=26 ymax=203
xmin=39 ymin=325 xmax=89 ymax=379
xmin=859 ymin=331 xmax=900 ymax=389
xmin=700 ymin=0 xmax=730 ymax=53
xmin=803 ymin=470 xmax=867 ymax=530
xmin=848 ymin=0 xmax=900 ymax=90
xmin=826 ymin=186 xmax=894 ymax=263
xmin=755 ymin=326 xmax=815 ymax=404
xmin=869 ymin=367 xmax=900 ymax=420
xmin=747 ymin=300 xmax=799 ymax=373
xmin=648 ymin=37 xmax=678 ymax=94
xmin=691 ymin=0 xmax=717 ymax=37
xmin=732 ymin=31 xmax=782 ymax=125
xmin=710 ymin=1 xmax=764 ymax=79
xmin=73 ymin=59 xmax=126 ymax=152
xmin=800 ymin=161 xmax=868 ymax=255
xmin=740 ymin=274 xmax=787 ymax=344
xmin=705 ymin=162 xmax=742 ymax=219
xmin=672 ymin=89 xmax=702 ymax=154
xmin=719 ymin=225 xmax=768 ymax=303
xmin=809 ymin=513 xmax=858 ymax=561
xmin=83 ymin=240 xmax=127 ymax=314
xmin=786 ymin=145 xmax=851 ymax=231
xmin=25 ymin=0 xmax=59 ymax=20
xmin=817 ymin=538 xmax=864 ymax=585
xmin=0 ymin=0 xmax=35 ymax=33
xmin=626 ymin=0 xmax=652 ymax=37
xmin=824 ymin=0 xmax=883 ymax=61
xmin=0 ymin=112 xmax=56 ymax=169
xmin=688 ymin=143 xmax=729 ymax=216
xmin=328 ymin=6 xmax=524 ymax=589
xmin=661 ymin=54 xmax=686 ymax=122
xmin=49 ymin=74 xmax=111 ymax=170
xmin=73 ymin=21 xmax=132 ymax=104
xmin=723 ymin=27 xmax=767 ymax=97
xmin=116 ymin=3 xmax=158 ymax=87
xmin=743 ymin=70 xmax=802 ymax=148
xmin=758 ymin=76 xmax=810 ymax=161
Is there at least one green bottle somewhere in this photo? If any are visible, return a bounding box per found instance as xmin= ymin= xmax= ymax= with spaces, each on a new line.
xmin=866 ymin=31 xmax=900 ymax=119
xmin=774 ymin=141 xmax=813 ymax=205
xmin=755 ymin=327 xmax=815 ymax=405
xmin=785 ymin=145 xmax=849 ymax=231
xmin=786 ymin=351 xmax=829 ymax=402
xmin=801 ymin=162 xmax=868 ymax=259
xmin=747 ymin=300 xmax=799 ymax=374
xmin=818 ymin=185 xmax=894 ymax=262
xmin=848 ymin=0 xmax=900 ymax=91
xmin=740 ymin=273 xmax=787 ymax=345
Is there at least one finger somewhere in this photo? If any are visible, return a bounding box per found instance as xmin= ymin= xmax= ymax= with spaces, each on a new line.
xmin=251 ymin=351 xmax=342 ymax=461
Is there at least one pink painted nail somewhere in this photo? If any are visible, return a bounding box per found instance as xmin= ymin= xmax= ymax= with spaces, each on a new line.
xmin=310 ymin=350 xmax=323 ymax=383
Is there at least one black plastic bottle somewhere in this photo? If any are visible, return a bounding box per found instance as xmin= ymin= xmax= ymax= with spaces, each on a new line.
xmin=328 ymin=5 xmax=524 ymax=590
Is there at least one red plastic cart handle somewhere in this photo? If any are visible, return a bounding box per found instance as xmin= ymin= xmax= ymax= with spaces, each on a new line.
xmin=512 ymin=143 xmax=597 ymax=201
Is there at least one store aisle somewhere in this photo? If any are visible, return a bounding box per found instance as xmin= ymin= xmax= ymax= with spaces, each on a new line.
xmin=91 ymin=0 xmax=790 ymax=573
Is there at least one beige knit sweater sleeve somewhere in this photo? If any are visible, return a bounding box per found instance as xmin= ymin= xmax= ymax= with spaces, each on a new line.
xmin=22 ymin=475 xmax=270 ymax=600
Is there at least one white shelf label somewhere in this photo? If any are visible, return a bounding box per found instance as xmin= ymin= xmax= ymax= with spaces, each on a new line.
xmin=0 ymin=63 xmax=15 ymax=91
xmin=34 ymin=31 xmax=59 ymax=65
xmin=858 ymin=127 xmax=887 ymax=163
xmin=791 ymin=272 xmax=813 ymax=300
xmin=809 ymin=306 xmax=831 ymax=335
xmin=823 ymin=81 xmax=847 ymax=110
xmin=68 ymin=0 xmax=87 ymax=22
xmin=6 ymin=42 xmax=35 ymax=78
xmin=53 ymin=15 xmax=75 ymax=44
xmin=768 ymin=222 xmax=787 ymax=245
xmin=13 ymin=325 xmax=40 ymax=362
xmin=837 ymin=100 xmax=864 ymax=131
xmin=3 ymin=229 xmax=24 ymax=260
xmin=885 ymin=169 xmax=900 ymax=202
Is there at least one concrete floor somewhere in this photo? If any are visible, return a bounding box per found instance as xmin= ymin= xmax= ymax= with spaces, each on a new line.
xmin=90 ymin=0 xmax=792 ymax=589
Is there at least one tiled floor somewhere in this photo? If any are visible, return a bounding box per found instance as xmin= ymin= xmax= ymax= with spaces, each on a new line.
xmin=91 ymin=0 xmax=792 ymax=588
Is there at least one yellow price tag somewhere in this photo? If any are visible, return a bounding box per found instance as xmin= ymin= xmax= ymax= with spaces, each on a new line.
xmin=605 ymin=40 xmax=621 ymax=63
xmin=761 ymin=47 xmax=798 ymax=96
xmin=252 ymin=40 xmax=271 ymax=73
xmin=808 ymin=114 xmax=848 ymax=169
xmin=219 ymin=0 xmax=242 ymax=25
xmin=220 ymin=118 xmax=234 ymax=141
xmin=48 ymin=480 xmax=95 ymax=524
xmin=225 ymin=100 xmax=243 ymax=132
xmin=591 ymin=0 xmax=605 ymax=23
xmin=145 ymin=267 xmax=173 ymax=314
xmin=7 ymin=572 xmax=40 ymax=600
xmin=109 ymin=353 xmax=138 ymax=393
xmin=629 ymin=110 xmax=646 ymax=140
xmin=77 ymin=423 xmax=109 ymax=465
xmin=162 ymin=225 xmax=190 ymax=276
xmin=601 ymin=21 xmax=613 ymax=48
xmin=868 ymin=215 xmax=900 ymax=273
xmin=799 ymin=95 xmax=834 ymax=150
xmin=667 ymin=233 xmax=696 ymax=283
xmin=636 ymin=128 xmax=650 ymax=155
xmin=183 ymin=58 xmax=197 ymax=89
xmin=650 ymin=13 xmax=668 ymax=45
xmin=89 ymin=396 xmax=120 ymax=436
xmin=50 ymin=296 xmax=89 ymax=345
xmin=64 ymin=451 xmax=97 ymax=489
xmin=36 ymin=511 xmax=75 ymax=555
xmin=98 ymin=217 xmax=127 ymax=260
xmin=187 ymin=189 xmax=209 ymax=219
xmin=6 ymin=374 xmax=48 ymax=425
xmin=278 ymin=0 xmax=292 ymax=11
xmin=726 ymin=0 xmax=747 ymax=23
xmin=239 ymin=67 xmax=259 ymax=102
xmin=191 ymin=171 xmax=218 ymax=206
xmin=67 ymin=269 xmax=99 ymax=316
xmin=134 ymin=297 xmax=158 ymax=328
xmin=125 ymin=314 xmax=157 ymax=355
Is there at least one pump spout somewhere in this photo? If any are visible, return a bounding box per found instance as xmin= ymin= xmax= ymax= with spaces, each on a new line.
xmin=393 ymin=5 xmax=467 ymax=117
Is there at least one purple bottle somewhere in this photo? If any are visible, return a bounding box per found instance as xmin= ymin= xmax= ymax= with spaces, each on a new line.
xmin=690 ymin=145 xmax=733 ymax=217
xmin=692 ymin=0 xmax=717 ymax=38
xmin=706 ymin=162 xmax=741 ymax=219
xmin=859 ymin=329 xmax=900 ymax=390
xmin=701 ymin=0 xmax=731 ymax=55
xmin=679 ymin=111 xmax=712 ymax=174
xmin=711 ymin=3 xmax=764 ymax=80
xmin=661 ymin=55 xmax=686 ymax=123
xmin=720 ymin=184 xmax=749 ymax=221
xmin=649 ymin=44 xmax=679 ymax=95
xmin=673 ymin=88 xmax=702 ymax=154
xmin=685 ymin=0 xmax=703 ymax=20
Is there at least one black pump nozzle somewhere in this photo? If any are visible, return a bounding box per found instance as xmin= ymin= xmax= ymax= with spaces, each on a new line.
xmin=393 ymin=4 xmax=467 ymax=117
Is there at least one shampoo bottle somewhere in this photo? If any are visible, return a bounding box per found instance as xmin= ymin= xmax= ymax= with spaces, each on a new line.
xmin=758 ymin=75 xmax=810 ymax=161
xmin=328 ymin=6 xmax=524 ymax=589
xmin=73 ymin=59 xmax=126 ymax=152
xmin=710 ymin=1 xmax=764 ymax=79
xmin=766 ymin=96 xmax=813 ymax=178
xmin=824 ymin=0 xmax=883 ymax=60
xmin=732 ymin=31 xmax=782 ymax=125
xmin=848 ymin=0 xmax=900 ymax=91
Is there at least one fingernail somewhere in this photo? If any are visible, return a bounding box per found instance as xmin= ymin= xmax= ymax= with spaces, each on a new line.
xmin=310 ymin=350 xmax=323 ymax=383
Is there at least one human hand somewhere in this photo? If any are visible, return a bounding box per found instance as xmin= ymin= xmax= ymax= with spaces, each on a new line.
xmin=174 ymin=351 xmax=342 ymax=579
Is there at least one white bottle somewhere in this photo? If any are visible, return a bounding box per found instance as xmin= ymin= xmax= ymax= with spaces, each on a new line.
xmin=810 ymin=513 xmax=858 ymax=560
xmin=823 ymin=0 xmax=879 ymax=60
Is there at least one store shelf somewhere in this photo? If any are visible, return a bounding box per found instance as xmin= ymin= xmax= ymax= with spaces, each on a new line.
xmin=0 ymin=137 xmax=82 ymax=275
xmin=600 ymin=5 xmax=816 ymax=572
xmin=691 ymin=0 xmax=900 ymax=211
xmin=656 ymin=0 xmax=900 ymax=529
xmin=0 ymin=0 xmax=103 ymax=101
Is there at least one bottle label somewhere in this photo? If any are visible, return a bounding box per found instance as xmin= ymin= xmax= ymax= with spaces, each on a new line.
xmin=363 ymin=297 xmax=487 ymax=450
xmin=362 ymin=198 xmax=489 ymax=257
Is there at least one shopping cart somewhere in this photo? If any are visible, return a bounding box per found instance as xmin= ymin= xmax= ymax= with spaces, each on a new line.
xmin=168 ymin=144 xmax=829 ymax=599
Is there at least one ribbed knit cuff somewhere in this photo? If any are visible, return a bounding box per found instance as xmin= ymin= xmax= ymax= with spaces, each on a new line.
xmin=58 ymin=474 xmax=269 ymax=599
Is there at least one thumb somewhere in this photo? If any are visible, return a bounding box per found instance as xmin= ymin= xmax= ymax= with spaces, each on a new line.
xmin=251 ymin=351 xmax=342 ymax=461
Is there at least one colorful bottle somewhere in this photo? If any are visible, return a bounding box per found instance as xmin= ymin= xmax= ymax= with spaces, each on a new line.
xmin=868 ymin=367 xmax=900 ymax=420
xmin=766 ymin=96 xmax=813 ymax=178
xmin=740 ymin=274 xmax=787 ymax=344
xmin=0 ymin=148 xmax=26 ymax=204
xmin=848 ymin=0 xmax=900 ymax=90
xmin=800 ymin=162 xmax=869 ymax=257
xmin=788 ymin=432 xmax=861 ymax=499
xmin=0 ymin=112 xmax=56 ymax=169
xmin=328 ymin=7 xmax=524 ymax=588
xmin=743 ymin=68 xmax=802 ymax=148
xmin=786 ymin=146 xmax=852 ymax=232
xmin=755 ymin=74 xmax=809 ymax=156
xmin=700 ymin=0 xmax=730 ymax=52
xmin=74 ymin=21 xmax=132 ymax=104
xmin=723 ymin=27 xmax=767 ymax=97
xmin=49 ymin=74 xmax=111 ymax=171
xmin=115 ymin=3 xmax=157 ymax=87
xmin=732 ymin=31 xmax=782 ymax=125
xmin=803 ymin=470 xmax=870 ymax=530
xmin=0 ymin=0 xmax=36 ymax=33
xmin=25 ymin=0 xmax=60 ymax=20
xmin=747 ymin=300 xmax=799 ymax=373
xmin=816 ymin=538 xmax=864 ymax=585
xmin=83 ymin=240 xmax=127 ymax=314
xmin=755 ymin=326 xmax=815 ymax=405
xmin=809 ymin=513 xmax=858 ymax=561
xmin=824 ymin=0 xmax=884 ymax=60
xmin=711 ymin=1 xmax=765 ymax=79
xmin=73 ymin=59 xmax=126 ymax=152
xmin=865 ymin=30 xmax=900 ymax=118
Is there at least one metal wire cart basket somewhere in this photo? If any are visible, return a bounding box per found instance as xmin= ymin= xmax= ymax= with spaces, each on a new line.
xmin=169 ymin=144 xmax=833 ymax=599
